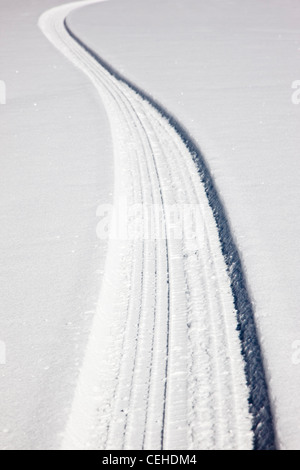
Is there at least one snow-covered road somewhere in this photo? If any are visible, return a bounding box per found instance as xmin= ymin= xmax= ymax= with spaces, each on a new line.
xmin=39 ymin=1 xmax=275 ymax=450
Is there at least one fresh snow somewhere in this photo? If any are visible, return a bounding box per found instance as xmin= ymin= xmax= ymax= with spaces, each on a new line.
xmin=0 ymin=0 xmax=299 ymax=450
xmin=39 ymin=0 xmax=256 ymax=450
xmin=67 ymin=0 xmax=300 ymax=450
xmin=0 ymin=0 xmax=113 ymax=450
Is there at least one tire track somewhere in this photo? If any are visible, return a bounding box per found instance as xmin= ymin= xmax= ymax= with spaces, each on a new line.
xmin=148 ymin=110 xmax=248 ymax=448
xmin=39 ymin=0 xmax=276 ymax=450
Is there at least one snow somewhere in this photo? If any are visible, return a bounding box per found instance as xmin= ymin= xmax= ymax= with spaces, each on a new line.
xmin=0 ymin=0 xmax=113 ymax=450
xmin=39 ymin=1 xmax=255 ymax=450
xmin=66 ymin=0 xmax=300 ymax=450
xmin=0 ymin=0 xmax=299 ymax=450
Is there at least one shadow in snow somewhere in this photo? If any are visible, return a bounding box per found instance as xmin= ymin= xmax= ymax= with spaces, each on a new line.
xmin=64 ymin=18 xmax=276 ymax=451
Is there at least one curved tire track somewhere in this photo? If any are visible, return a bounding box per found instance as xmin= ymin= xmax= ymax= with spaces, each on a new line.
xmin=39 ymin=0 xmax=276 ymax=450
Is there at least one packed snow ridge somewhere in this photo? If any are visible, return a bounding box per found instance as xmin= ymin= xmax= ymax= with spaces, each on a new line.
xmin=39 ymin=0 xmax=276 ymax=450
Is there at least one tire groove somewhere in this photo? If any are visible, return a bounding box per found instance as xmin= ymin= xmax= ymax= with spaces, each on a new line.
xmin=39 ymin=0 xmax=276 ymax=450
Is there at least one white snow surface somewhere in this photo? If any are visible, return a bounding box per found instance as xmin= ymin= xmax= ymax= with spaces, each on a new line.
xmin=66 ymin=0 xmax=300 ymax=450
xmin=39 ymin=0 xmax=254 ymax=450
xmin=0 ymin=0 xmax=299 ymax=450
xmin=0 ymin=0 xmax=113 ymax=450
